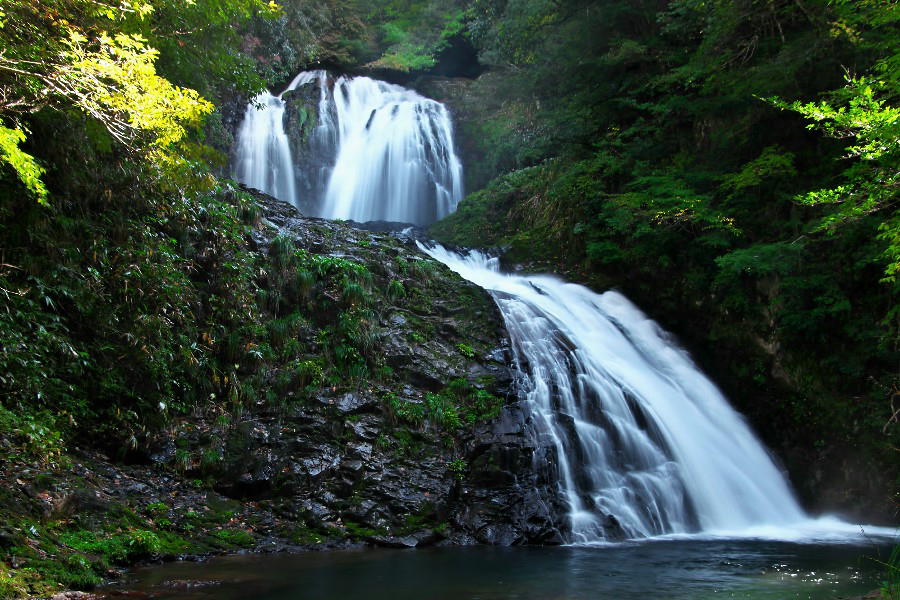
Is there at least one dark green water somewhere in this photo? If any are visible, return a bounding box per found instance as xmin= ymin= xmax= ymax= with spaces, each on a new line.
xmin=104 ymin=539 xmax=895 ymax=599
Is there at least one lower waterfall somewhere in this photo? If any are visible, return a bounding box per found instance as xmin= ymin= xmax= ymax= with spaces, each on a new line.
xmin=421 ymin=244 xmax=812 ymax=542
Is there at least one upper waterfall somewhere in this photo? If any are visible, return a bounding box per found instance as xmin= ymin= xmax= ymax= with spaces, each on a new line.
xmin=233 ymin=71 xmax=463 ymax=226
xmin=422 ymin=244 xmax=808 ymax=542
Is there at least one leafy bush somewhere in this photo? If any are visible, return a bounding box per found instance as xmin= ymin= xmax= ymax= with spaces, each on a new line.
xmin=456 ymin=343 xmax=475 ymax=358
xmin=386 ymin=379 xmax=502 ymax=431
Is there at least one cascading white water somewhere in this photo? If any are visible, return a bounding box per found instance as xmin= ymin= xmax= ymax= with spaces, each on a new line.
xmin=233 ymin=71 xmax=463 ymax=225
xmin=320 ymin=76 xmax=463 ymax=224
xmin=421 ymin=244 xmax=810 ymax=542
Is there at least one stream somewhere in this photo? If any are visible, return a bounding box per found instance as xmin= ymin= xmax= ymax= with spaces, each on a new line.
xmin=105 ymin=539 xmax=893 ymax=599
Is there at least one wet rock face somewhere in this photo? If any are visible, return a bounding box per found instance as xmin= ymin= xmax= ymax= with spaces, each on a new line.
xmin=452 ymin=403 xmax=567 ymax=545
xmin=161 ymin=191 xmax=568 ymax=547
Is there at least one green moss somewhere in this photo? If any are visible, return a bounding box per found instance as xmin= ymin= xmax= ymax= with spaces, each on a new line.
xmin=281 ymin=526 xmax=326 ymax=545
xmin=0 ymin=476 xmax=245 ymax=597
xmin=58 ymin=529 xmax=162 ymax=565
xmin=0 ymin=568 xmax=31 ymax=599
xmin=211 ymin=528 xmax=255 ymax=548
xmin=29 ymin=554 xmax=102 ymax=590
xmin=155 ymin=531 xmax=196 ymax=555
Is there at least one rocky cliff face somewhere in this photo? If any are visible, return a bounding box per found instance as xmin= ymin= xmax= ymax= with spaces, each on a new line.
xmin=146 ymin=192 xmax=567 ymax=547
xmin=202 ymin=69 xmax=570 ymax=547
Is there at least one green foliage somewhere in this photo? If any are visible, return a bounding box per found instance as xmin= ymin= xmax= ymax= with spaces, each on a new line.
xmin=0 ymin=0 xmax=286 ymax=451
xmin=60 ymin=30 xmax=214 ymax=149
xmin=720 ymin=146 xmax=797 ymax=199
xmin=361 ymin=1 xmax=466 ymax=72
xmin=253 ymin=230 xmax=393 ymax=400
xmin=174 ymin=449 xmax=192 ymax=472
xmin=386 ymin=392 xmax=426 ymax=426
xmin=430 ymin=165 xmax=541 ymax=248
xmin=0 ymin=0 xmax=277 ymax=203
xmin=144 ymin=502 xmax=169 ymax=515
xmin=293 ymin=358 xmax=325 ymax=389
xmin=0 ymin=126 xmax=47 ymax=203
xmin=447 ymin=457 xmax=467 ymax=480
xmin=0 ymin=179 xmax=271 ymax=447
xmin=59 ymin=529 xmax=162 ymax=565
xmin=341 ymin=278 xmax=369 ymax=305
xmin=0 ymin=405 xmax=64 ymax=465
xmin=715 ymin=241 xmax=803 ymax=279
xmin=772 ymin=75 xmax=900 ymax=281
xmin=456 ymin=343 xmax=475 ymax=358
xmin=387 ymin=379 xmax=502 ymax=431
xmin=425 ymin=391 xmax=462 ymax=429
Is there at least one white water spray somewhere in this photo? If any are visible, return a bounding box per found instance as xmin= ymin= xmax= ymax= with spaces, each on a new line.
xmin=320 ymin=76 xmax=462 ymax=224
xmin=420 ymin=245 xmax=880 ymax=542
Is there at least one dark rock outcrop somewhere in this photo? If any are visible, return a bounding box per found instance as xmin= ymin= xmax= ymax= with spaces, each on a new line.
xmin=281 ymin=77 xmax=336 ymax=215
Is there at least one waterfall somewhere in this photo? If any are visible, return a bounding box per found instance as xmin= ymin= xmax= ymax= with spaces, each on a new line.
xmin=233 ymin=71 xmax=463 ymax=225
xmin=235 ymin=70 xmax=891 ymax=545
xmin=421 ymin=244 xmax=810 ymax=542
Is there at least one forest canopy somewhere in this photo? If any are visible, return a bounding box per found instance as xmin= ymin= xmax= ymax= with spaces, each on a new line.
xmin=0 ymin=0 xmax=282 ymax=199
